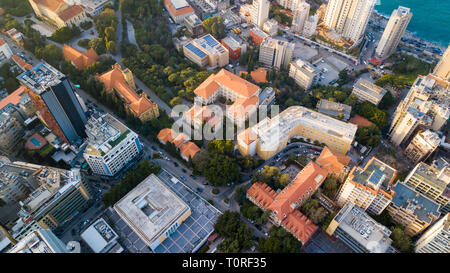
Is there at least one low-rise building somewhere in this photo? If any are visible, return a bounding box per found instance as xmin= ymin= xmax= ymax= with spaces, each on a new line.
xmin=289 ymin=58 xmax=318 ymax=90
xmin=0 ymin=38 xmax=13 ymax=65
xmin=249 ymin=27 xmax=269 ymax=46
xmin=164 ymin=0 xmax=195 ymax=24
xmin=183 ymin=34 xmax=229 ymax=69
xmin=387 ymin=181 xmax=441 ymax=236
xmin=80 ymin=218 xmax=123 ymax=253
xmin=6 ymin=29 xmax=23 ymax=46
xmin=335 ymin=157 xmax=397 ymax=215
xmin=404 ymin=129 xmax=440 ymax=164
xmin=259 ymin=86 xmax=275 ymax=106
xmin=68 ymin=0 xmax=110 ymax=16
xmin=415 ymin=213 xmax=449 ymax=253
xmin=0 ymin=86 xmax=35 ymax=118
xmin=83 ymin=113 xmax=142 ymax=177
xmin=352 ymin=78 xmax=387 ymax=106
xmin=0 ymin=112 xmax=25 ymax=155
xmin=179 ymin=141 xmax=200 ymax=161
xmin=247 ymin=161 xmax=327 ymax=245
xmin=316 ymin=99 xmax=351 ymax=121
xmin=326 ymin=201 xmax=394 ymax=253
xmin=237 ymin=106 xmax=357 ymax=160
xmin=221 ymin=34 xmax=246 ymax=60
xmin=184 ymin=13 xmax=203 ymax=37
xmin=96 ymin=63 xmax=159 ymax=121
xmin=9 ymin=229 xmax=69 ymax=253
xmin=239 ymin=67 xmax=268 ymax=84
xmin=260 ymin=37 xmax=295 ymax=70
xmin=62 ymin=44 xmax=98 ymax=70
xmin=315 ymin=146 xmax=350 ymax=180
xmin=28 ymin=0 xmax=88 ymax=28
xmin=11 ymin=55 xmax=33 ymax=72
xmin=113 ymin=173 xmax=191 ymax=251
xmin=262 ymin=19 xmax=278 ymax=36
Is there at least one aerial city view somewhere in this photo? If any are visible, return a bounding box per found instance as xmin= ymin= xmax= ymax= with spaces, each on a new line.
xmin=0 ymin=0 xmax=448 ymax=260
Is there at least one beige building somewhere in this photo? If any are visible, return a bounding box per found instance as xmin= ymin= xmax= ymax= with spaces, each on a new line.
xmin=404 ymin=129 xmax=440 ymax=164
xmin=335 ymin=157 xmax=397 ymax=215
xmin=303 ymin=14 xmax=319 ymax=37
xmin=387 ymin=181 xmax=441 ymax=236
xmin=237 ymin=106 xmax=357 ymax=160
xmin=247 ymin=0 xmax=270 ymax=28
xmin=376 ymin=6 xmax=412 ymax=60
xmin=262 ymin=19 xmax=279 ymax=36
xmin=259 ymin=37 xmax=295 ymax=70
xmin=183 ymin=34 xmax=229 ymax=69
xmin=291 ymin=1 xmax=310 ymax=34
xmin=433 ymin=45 xmax=450 ymax=81
xmin=0 ymin=112 xmax=24 ymax=155
xmin=276 ymin=0 xmax=303 ymax=11
xmin=28 ymin=0 xmax=88 ymax=28
xmin=352 ymin=78 xmax=387 ymax=106
xmin=289 ymin=58 xmax=318 ymax=90
xmin=323 ymin=0 xmax=376 ymax=43
xmin=415 ymin=213 xmax=450 ymax=253
xmin=404 ymin=158 xmax=450 ymax=214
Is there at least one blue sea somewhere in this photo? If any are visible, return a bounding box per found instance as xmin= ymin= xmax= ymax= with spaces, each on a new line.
xmin=375 ymin=0 xmax=450 ymax=46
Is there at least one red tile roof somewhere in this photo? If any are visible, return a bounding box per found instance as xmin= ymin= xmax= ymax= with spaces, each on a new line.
xmin=32 ymin=0 xmax=66 ymax=12
xmin=349 ymin=114 xmax=373 ymax=127
xmin=58 ymin=5 xmax=84 ymax=22
xmin=63 ymin=44 xmax=98 ymax=70
xmin=315 ymin=146 xmax=350 ymax=174
xmin=179 ymin=141 xmax=200 ymax=160
xmin=157 ymin=128 xmax=176 ymax=144
xmin=239 ymin=67 xmax=268 ymax=83
xmin=247 ymin=182 xmax=278 ymax=208
xmin=164 ymin=0 xmax=194 ymax=17
xmin=0 ymin=86 xmax=25 ymax=110
xmin=281 ymin=210 xmax=318 ymax=244
xmin=12 ymin=55 xmax=32 ymax=71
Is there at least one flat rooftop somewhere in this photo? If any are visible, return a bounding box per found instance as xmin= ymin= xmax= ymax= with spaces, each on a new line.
xmin=317 ymin=99 xmax=351 ymax=120
xmin=353 ymin=78 xmax=386 ymax=99
xmin=17 ymin=62 xmax=64 ymax=95
xmin=81 ymin=218 xmax=119 ymax=253
xmin=114 ymin=173 xmax=191 ymax=247
xmin=351 ymin=157 xmax=397 ymax=192
xmin=9 ymin=229 xmax=67 ymax=253
xmin=334 ymin=202 xmax=393 ymax=253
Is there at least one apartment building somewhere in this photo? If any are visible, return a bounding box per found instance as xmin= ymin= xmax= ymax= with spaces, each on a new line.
xmin=323 ymin=0 xmax=376 ymax=43
xmin=335 ymin=157 xmax=397 ymax=215
xmin=262 ymin=19 xmax=278 ymax=36
xmin=291 ymin=1 xmax=310 ymax=34
xmin=221 ymin=34 xmax=246 ymax=61
xmin=17 ymin=62 xmax=88 ymax=146
xmin=0 ymin=38 xmax=13 ymax=65
xmin=404 ymin=158 xmax=450 ymax=214
xmin=0 ymin=112 xmax=24 ymax=155
xmin=83 ymin=113 xmax=142 ymax=177
xmin=244 ymin=0 xmax=269 ymax=28
xmin=184 ymin=13 xmax=204 ymax=37
xmin=237 ymin=106 xmax=357 ymax=160
xmin=289 ymin=58 xmax=318 ymax=90
xmin=376 ymin=6 xmax=412 ymax=60
xmin=317 ymin=99 xmax=351 ymax=121
xmin=326 ymin=201 xmax=394 ymax=253
xmin=164 ymin=0 xmax=195 ymax=24
xmin=404 ymin=129 xmax=440 ymax=164
xmin=389 ymin=75 xmax=449 ymax=146
xmin=183 ymin=34 xmax=229 ymax=69
xmin=259 ymin=37 xmax=295 ymax=70
xmin=6 ymin=28 xmax=24 ymax=46
xmin=433 ymin=45 xmax=450 ymax=81
xmin=62 ymin=44 xmax=98 ymax=70
xmin=28 ymin=0 xmax=88 ymax=28
xmin=247 ymin=161 xmax=327 ymax=244
xmin=276 ymin=0 xmax=303 ymax=11
xmin=302 ymin=14 xmax=319 ymax=37
xmin=0 ymin=86 xmax=35 ymax=119
xmin=249 ymin=27 xmax=269 ymax=46
xmin=415 ymin=213 xmax=450 ymax=253
xmin=352 ymin=78 xmax=387 ymax=106
xmin=96 ymin=63 xmax=159 ymax=122
xmin=387 ymin=181 xmax=440 ymax=236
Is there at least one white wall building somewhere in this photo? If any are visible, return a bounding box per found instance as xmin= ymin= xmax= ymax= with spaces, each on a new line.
xmin=289 ymin=58 xmax=318 ymax=90
xmin=291 ymin=1 xmax=310 ymax=34
xmin=0 ymin=38 xmax=13 ymax=65
xmin=415 ymin=213 xmax=450 ymax=253
xmin=259 ymin=37 xmax=295 ymax=70
xmin=303 ymin=14 xmax=319 ymax=37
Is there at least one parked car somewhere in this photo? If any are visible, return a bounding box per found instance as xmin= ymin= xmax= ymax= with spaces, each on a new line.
xmin=173 ymin=162 xmax=179 ymax=167
xmin=202 ymin=181 xmax=208 ymax=185
xmin=196 ymin=187 xmax=203 ymax=193
xmin=190 ymin=174 xmax=197 ymax=180
xmin=180 ymin=176 xmax=187 ymax=181
xmin=182 ymin=169 xmax=187 ymax=173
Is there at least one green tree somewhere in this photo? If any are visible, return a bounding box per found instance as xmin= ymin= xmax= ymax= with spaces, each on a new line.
xmin=106 ymin=40 xmax=117 ymax=54
xmin=89 ymin=38 xmax=106 ymax=55
xmin=258 ymin=226 xmax=302 ymax=253
xmin=390 ymin=226 xmax=413 ymax=253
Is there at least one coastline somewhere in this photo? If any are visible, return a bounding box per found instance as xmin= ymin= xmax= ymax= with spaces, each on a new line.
xmin=371 ymin=10 xmax=447 ymax=52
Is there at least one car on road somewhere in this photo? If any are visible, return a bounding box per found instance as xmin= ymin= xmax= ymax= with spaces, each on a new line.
xmin=173 ymin=162 xmax=179 ymax=167
xmin=196 ymin=187 xmax=203 ymax=193
xmin=190 ymin=174 xmax=197 ymax=180
xmin=182 ymin=168 xmax=187 ymax=173
xmin=180 ymin=176 xmax=187 ymax=181
xmin=151 ymin=146 xmax=157 ymax=150
xmin=202 ymin=181 xmax=208 ymax=185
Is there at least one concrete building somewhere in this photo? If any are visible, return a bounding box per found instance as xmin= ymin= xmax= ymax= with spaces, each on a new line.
xmin=62 ymin=44 xmax=98 ymax=70
xmin=183 ymin=34 xmax=229 ymax=69
xmin=221 ymin=34 xmax=246 ymax=60
xmin=262 ymin=19 xmax=278 ymax=36
xmin=66 ymin=0 xmax=110 ymax=16
xmin=415 ymin=213 xmax=449 ymax=253
xmin=326 ymin=201 xmax=393 ymax=253
xmin=404 ymin=129 xmax=440 ymax=164
xmin=323 ymin=0 xmax=376 ymax=43
xmin=0 ymin=112 xmax=24 ymax=155
xmin=80 ymin=218 xmax=123 ymax=253
xmin=9 ymin=229 xmax=69 ymax=253
xmin=17 ymin=62 xmax=87 ymax=146
xmin=83 ymin=113 xmax=142 ymax=177
xmin=404 ymin=158 xmax=450 ymax=214
xmin=184 ymin=14 xmax=204 ymax=37
xmin=11 ymin=55 xmax=33 ymax=72
xmin=28 ymin=0 xmax=88 ymax=28
xmin=302 ymin=14 xmax=319 ymax=37
xmin=6 ymin=29 xmax=24 ymax=46
xmin=237 ymin=106 xmax=357 ymax=160
xmin=0 ymin=38 xmax=13 ymax=65
xmin=96 ymin=63 xmax=159 ymax=122
xmin=113 ymin=173 xmax=191 ymax=251
xmin=335 ymin=157 xmax=397 ymax=215
xmin=259 ymin=37 xmax=295 ymax=70
xmin=317 ymin=99 xmax=351 ymax=121
xmin=0 ymin=86 xmax=35 ymax=119
xmin=249 ymin=0 xmax=269 ymax=28
xmin=289 ymin=58 xmax=318 ymax=90
xmin=352 ymin=78 xmax=387 ymax=106
xmin=249 ymin=27 xmax=269 ymax=46
xmin=164 ymin=0 xmax=195 ymax=24
xmin=433 ymin=45 xmax=450 ymax=81
xmin=291 ymin=1 xmax=310 ymax=34
xmin=387 ymin=181 xmax=441 ymax=236
xmin=375 ymin=6 xmax=412 ymax=60
xmin=276 ymin=0 xmax=303 ymax=11
xmin=247 ymin=161 xmax=327 ymax=244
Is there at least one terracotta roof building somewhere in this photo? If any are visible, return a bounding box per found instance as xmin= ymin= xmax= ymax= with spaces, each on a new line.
xmin=163 ymin=0 xmax=195 ymax=24
xmin=315 ymin=146 xmax=350 ymax=175
xmin=179 ymin=141 xmax=200 ymax=161
xmin=12 ymin=55 xmax=32 ymax=71
xmin=0 ymin=86 xmax=35 ymax=117
xmin=239 ymin=67 xmax=268 ymax=83
xmin=96 ymin=63 xmax=159 ymax=121
xmin=62 ymin=44 xmax=98 ymax=70
xmin=29 ymin=0 xmax=88 ymax=28
xmin=157 ymin=128 xmax=176 ymax=145
xmin=246 ymin=161 xmax=327 ymax=245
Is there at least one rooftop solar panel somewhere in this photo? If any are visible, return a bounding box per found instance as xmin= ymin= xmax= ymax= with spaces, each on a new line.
xmin=368 ymin=169 xmax=383 ymax=185
xmin=185 ymin=43 xmax=207 ymax=58
xmin=203 ymin=35 xmax=218 ymax=47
